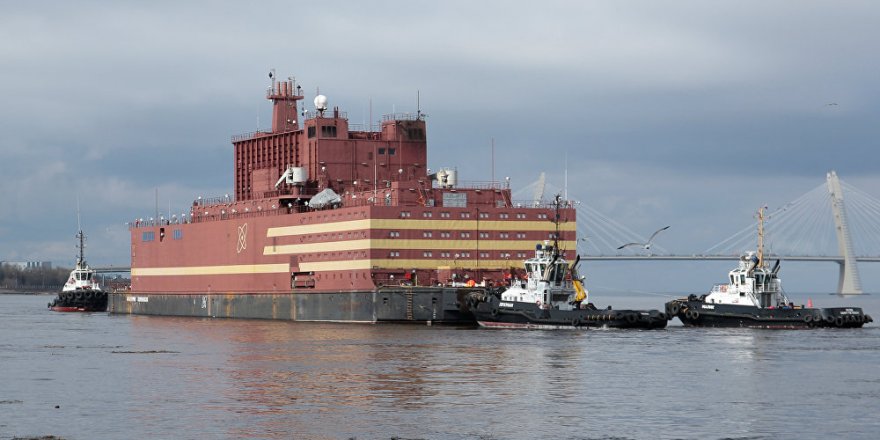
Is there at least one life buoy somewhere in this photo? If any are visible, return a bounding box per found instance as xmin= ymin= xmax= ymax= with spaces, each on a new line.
xmin=720 ymin=285 xmax=728 ymax=293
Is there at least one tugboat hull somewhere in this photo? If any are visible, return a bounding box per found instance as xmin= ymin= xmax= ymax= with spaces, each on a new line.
xmin=471 ymin=295 xmax=669 ymax=330
xmin=48 ymin=290 xmax=108 ymax=313
xmin=666 ymin=297 xmax=872 ymax=329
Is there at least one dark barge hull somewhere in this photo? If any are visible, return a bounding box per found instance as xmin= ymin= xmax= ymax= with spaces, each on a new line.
xmin=666 ymin=298 xmax=872 ymax=329
xmin=108 ymin=287 xmax=482 ymax=324
xmin=470 ymin=296 xmax=669 ymax=330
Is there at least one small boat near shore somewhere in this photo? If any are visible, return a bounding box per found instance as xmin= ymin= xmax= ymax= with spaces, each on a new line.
xmin=666 ymin=207 xmax=871 ymax=329
xmin=48 ymin=229 xmax=108 ymax=312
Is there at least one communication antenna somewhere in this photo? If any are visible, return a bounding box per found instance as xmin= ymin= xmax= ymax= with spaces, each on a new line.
xmin=75 ymin=195 xmax=85 ymax=266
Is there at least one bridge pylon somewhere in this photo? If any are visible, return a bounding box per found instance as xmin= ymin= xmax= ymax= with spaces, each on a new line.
xmin=827 ymin=170 xmax=863 ymax=294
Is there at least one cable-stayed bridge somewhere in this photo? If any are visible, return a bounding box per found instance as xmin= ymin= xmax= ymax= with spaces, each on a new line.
xmin=516 ymin=171 xmax=880 ymax=294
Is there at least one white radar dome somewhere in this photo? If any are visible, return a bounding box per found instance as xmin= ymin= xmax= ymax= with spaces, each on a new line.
xmin=314 ymin=95 xmax=328 ymax=111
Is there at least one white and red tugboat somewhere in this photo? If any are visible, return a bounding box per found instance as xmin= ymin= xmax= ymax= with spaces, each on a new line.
xmin=468 ymin=196 xmax=669 ymax=330
xmin=48 ymin=230 xmax=108 ymax=312
xmin=666 ymin=208 xmax=871 ymax=329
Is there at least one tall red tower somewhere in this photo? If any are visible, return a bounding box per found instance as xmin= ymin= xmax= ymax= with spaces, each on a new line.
xmin=233 ymin=75 xmax=304 ymax=201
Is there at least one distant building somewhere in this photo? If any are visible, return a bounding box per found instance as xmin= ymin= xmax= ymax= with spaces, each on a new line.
xmin=1 ymin=261 xmax=53 ymax=270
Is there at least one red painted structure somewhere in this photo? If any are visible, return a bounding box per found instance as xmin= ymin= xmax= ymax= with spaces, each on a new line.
xmin=124 ymin=75 xmax=576 ymax=321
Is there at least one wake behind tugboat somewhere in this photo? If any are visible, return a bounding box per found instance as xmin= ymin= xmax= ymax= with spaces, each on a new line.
xmin=48 ymin=229 xmax=108 ymax=313
xmin=666 ymin=207 xmax=871 ymax=329
xmin=468 ymin=196 xmax=669 ymax=330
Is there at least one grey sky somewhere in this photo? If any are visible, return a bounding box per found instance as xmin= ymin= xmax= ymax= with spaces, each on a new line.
xmin=2 ymin=1 xmax=879 ymax=293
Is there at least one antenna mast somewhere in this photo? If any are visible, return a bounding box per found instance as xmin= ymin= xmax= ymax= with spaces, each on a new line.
xmin=757 ymin=206 xmax=766 ymax=268
xmin=76 ymin=196 xmax=85 ymax=267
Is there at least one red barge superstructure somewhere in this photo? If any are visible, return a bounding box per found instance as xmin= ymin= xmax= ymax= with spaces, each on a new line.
xmin=112 ymin=75 xmax=576 ymax=323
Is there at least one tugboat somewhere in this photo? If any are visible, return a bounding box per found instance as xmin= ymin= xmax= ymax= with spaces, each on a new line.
xmin=666 ymin=208 xmax=872 ymax=329
xmin=48 ymin=229 xmax=108 ymax=312
xmin=468 ymin=196 xmax=669 ymax=330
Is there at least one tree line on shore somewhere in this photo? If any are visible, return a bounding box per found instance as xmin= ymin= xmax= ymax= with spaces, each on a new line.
xmin=0 ymin=265 xmax=71 ymax=290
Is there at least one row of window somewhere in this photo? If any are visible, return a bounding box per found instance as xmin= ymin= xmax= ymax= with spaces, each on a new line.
xmin=145 ymin=228 xmax=550 ymax=243
xmin=417 ymin=251 xmax=528 ymax=259
xmin=401 ymin=231 xmax=535 ymax=239
xmin=402 ymin=211 xmax=548 ymax=219
xmin=295 ymin=250 xmax=529 ymax=260
xmin=142 ymin=230 xmax=183 ymax=242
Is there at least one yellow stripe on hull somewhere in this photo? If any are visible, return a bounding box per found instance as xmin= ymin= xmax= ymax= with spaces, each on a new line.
xmin=264 ymin=239 xmax=578 ymax=255
xmin=267 ymin=219 xmax=575 ymax=237
xmin=132 ymin=263 xmax=290 ymax=277
xmin=132 ymin=259 xmax=522 ymax=276
xmin=299 ymin=259 xmax=524 ymax=272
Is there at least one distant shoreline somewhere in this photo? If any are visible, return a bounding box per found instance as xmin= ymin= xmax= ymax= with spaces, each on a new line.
xmin=0 ymin=288 xmax=55 ymax=295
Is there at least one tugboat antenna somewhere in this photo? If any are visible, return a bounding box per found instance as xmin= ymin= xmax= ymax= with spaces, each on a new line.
xmin=757 ymin=206 xmax=766 ymax=268
xmin=553 ymin=194 xmax=562 ymax=259
xmin=75 ymin=195 xmax=85 ymax=267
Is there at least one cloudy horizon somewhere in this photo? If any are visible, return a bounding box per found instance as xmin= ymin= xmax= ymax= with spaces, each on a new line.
xmin=2 ymin=1 xmax=879 ymax=294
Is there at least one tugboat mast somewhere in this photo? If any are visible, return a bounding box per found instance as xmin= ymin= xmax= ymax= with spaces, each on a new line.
xmin=75 ymin=198 xmax=86 ymax=269
xmin=757 ymin=206 xmax=766 ymax=269
xmin=76 ymin=230 xmax=86 ymax=269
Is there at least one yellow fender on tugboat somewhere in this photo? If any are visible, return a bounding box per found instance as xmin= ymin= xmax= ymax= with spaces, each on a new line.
xmin=573 ymin=279 xmax=587 ymax=302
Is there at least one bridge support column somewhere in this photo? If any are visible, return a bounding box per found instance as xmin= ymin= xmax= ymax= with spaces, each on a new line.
xmin=827 ymin=171 xmax=863 ymax=294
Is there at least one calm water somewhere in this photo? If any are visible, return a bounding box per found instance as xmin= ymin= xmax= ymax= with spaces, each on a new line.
xmin=1 ymin=293 xmax=879 ymax=440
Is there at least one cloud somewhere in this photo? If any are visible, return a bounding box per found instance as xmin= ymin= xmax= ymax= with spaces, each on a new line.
xmin=1 ymin=1 xmax=879 ymax=293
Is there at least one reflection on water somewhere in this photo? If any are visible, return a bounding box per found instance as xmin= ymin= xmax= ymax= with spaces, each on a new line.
xmin=1 ymin=294 xmax=879 ymax=439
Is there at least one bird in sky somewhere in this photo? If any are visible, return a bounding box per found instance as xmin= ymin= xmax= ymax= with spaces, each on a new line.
xmin=617 ymin=226 xmax=670 ymax=250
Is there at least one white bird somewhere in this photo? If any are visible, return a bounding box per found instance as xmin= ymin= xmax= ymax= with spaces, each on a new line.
xmin=617 ymin=226 xmax=670 ymax=250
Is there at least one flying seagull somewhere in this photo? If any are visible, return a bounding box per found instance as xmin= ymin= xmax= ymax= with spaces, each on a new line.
xmin=617 ymin=226 xmax=670 ymax=250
